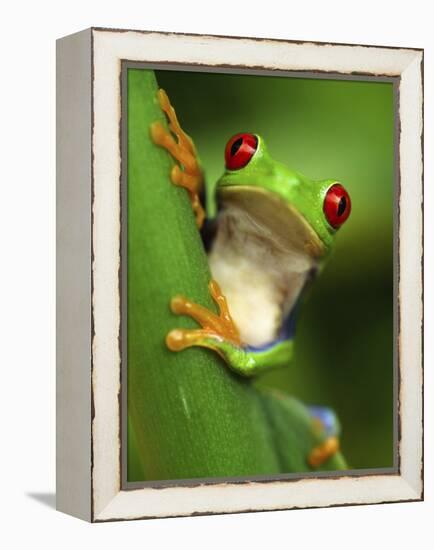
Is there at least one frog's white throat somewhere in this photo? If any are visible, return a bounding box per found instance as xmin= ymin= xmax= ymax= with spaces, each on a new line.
xmin=208 ymin=204 xmax=317 ymax=348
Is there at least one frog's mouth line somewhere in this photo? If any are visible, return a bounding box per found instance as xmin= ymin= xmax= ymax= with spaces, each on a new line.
xmin=218 ymin=186 xmax=326 ymax=259
xmin=209 ymin=186 xmax=323 ymax=349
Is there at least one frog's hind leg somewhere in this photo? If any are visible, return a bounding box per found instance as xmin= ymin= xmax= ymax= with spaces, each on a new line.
xmin=150 ymin=89 xmax=205 ymax=227
xmin=307 ymin=405 xmax=342 ymax=468
xmin=258 ymin=389 xmax=347 ymax=471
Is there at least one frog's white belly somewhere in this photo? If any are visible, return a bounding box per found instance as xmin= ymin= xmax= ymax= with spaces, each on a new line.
xmin=208 ymin=206 xmax=313 ymax=347
xmin=209 ymin=252 xmax=283 ymax=347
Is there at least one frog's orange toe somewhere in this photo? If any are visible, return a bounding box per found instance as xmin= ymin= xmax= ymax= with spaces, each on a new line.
xmin=149 ymin=121 xmax=166 ymax=145
xmin=157 ymin=88 xmax=170 ymax=111
xmin=308 ymin=436 xmax=340 ymax=468
xmin=170 ymin=296 xmax=187 ymax=314
xmin=170 ymin=164 xmax=182 ymax=185
xmin=166 ymin=329 xmax=187 ymax=351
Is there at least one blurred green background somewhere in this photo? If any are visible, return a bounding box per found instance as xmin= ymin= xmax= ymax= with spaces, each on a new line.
xmin=154 ymin=69 xmax=395 ymax=470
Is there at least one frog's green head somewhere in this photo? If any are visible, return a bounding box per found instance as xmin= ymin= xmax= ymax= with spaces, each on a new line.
xmin=216 ymin=133 xmax=351 ymax=260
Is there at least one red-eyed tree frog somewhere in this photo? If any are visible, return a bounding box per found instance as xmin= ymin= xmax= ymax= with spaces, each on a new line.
xmin=151 ymin=89 xmax=351 ymax=469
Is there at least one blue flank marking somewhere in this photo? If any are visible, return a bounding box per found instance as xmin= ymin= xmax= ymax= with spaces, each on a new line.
xmin=307 ymin=406 xmax=338 ymax=437
xmin=245 ymin=339 xmax=285 ymax=353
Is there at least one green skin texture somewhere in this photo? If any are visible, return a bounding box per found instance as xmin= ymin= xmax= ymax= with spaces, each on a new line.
xmin=191 ymin=134 xmax=339 ymax=378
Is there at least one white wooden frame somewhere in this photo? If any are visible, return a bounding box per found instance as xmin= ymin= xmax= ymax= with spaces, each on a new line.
xmin=56 ymin=27 xmax=423 ymax=522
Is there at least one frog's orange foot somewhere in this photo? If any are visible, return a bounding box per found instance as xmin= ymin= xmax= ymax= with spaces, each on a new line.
xmin=308 ymin=436 xmax=340 ymax=468
xmin=150 ymin=89 xmax=205 ymax=228
xmin=166 ymin=280 xmax=241 ymax=352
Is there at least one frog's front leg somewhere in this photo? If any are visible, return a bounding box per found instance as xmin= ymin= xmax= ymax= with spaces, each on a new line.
xmin=167 ymin=280 xmax=294 ymax=377
xmin=166 ymin=279 xmax=249 ymax=375
xmin=150 ymin=89 xmax=205 ymax=227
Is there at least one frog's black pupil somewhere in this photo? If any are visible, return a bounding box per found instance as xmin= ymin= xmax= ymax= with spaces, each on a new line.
xmin=230 ymin=137 xmax=243 ymax=157
xmin=337 ymin=196 xmax=347 ymax=217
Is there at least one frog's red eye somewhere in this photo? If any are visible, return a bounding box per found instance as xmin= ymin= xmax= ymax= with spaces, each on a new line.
xmin=323 ymin=183 xmax=351 ymax=229
xmin=225 ymin=133 xmax=258 ymax=170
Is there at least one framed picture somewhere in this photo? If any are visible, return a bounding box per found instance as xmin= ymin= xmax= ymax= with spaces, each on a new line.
xmin=56 ymin=28 xmax=423 ymax=522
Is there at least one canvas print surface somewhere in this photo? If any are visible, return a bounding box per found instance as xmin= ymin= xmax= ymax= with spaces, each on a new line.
xmin=125 ymin=67 xmax=395 ymax=484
